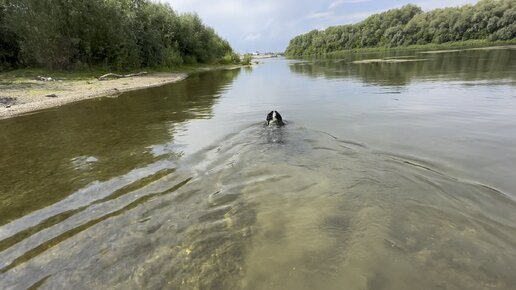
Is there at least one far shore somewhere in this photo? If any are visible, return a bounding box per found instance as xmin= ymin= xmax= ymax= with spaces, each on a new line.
xmin=0 ymin=65 xmax=243 ymax=119
xmin=288 ymin=40 xmax=516 ymax=58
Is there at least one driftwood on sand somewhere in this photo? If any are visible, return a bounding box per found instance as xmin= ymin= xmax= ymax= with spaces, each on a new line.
xmin=36 ymin=76 xmax=54 ymax=82
xmin=98 ymin=72 xmax=147 ymax=81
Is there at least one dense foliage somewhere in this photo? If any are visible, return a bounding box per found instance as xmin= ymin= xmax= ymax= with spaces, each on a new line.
xmin=0 ymin=0 xmax=236 ymax=70
xmin=0 ymin=0 xmax=19 ymax=70
xmin=285 ymin=0 xmax=516 ymax=56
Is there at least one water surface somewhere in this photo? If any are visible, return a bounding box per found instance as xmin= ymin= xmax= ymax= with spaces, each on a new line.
xmin=1 ymin=48 xmax=516 ymax=289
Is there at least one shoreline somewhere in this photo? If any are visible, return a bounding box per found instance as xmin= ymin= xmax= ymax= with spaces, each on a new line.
xmin=286 ymin=40 xmax=516 ymax=58
xmin=0 ymin=72 xmax=188 ymax=119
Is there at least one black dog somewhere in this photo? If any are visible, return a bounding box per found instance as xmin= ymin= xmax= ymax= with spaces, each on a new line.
xmin=266 ymin=111 xmax=285 ymax=126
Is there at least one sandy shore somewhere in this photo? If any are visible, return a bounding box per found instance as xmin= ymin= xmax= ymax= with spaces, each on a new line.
xmin=0 ymin=72 xmax=188 ymax=119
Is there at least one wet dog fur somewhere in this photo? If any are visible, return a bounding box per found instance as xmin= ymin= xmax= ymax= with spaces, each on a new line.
xmin=266 ymin=111 xmax=285 ymax=126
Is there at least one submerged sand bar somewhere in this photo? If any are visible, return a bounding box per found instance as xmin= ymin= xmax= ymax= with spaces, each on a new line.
xmin=418 ymin=45 xmax=516 ymax=54
xmin=351 ymin=58 xmax=427 ymax=64
xmin=417 ymin=49 xmax=462 ymax=54
xmin=0 ymin=73 xmax=187 ymax=119
xmin=466 ymin=45 xmax=516 ymax=51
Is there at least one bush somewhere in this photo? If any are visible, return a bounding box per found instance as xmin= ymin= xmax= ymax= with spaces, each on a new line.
xmin=0 ymin=0 xmax=19 ymax=69
xmin=1 ymin=0 xmax=235 ymax=70
xmin=163 ymin=47 xmax=184 ymax=66
xmin=182 ymin=55 xmax=197 ymax=65
xmin=241 ymin=54 xmax=252 ymax=65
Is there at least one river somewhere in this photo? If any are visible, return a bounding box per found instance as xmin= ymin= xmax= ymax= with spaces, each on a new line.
xmin=1 ymin=47 xmax=515 ymax=289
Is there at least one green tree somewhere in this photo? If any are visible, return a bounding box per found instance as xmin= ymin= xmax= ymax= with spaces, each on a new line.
xmin=285 ymin=0 xmax=516 ymax=57
xmin=1 ymin=0 xmax=234 ymax=70
xmin=0 ymin=0 xmax=19 ymax=69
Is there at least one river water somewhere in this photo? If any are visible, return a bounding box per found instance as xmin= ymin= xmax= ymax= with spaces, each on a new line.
xmin=1 ymin=48 xmax=516 ymax=289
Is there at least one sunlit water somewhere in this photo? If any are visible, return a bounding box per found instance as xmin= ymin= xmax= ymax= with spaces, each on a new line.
xmin=1 ymin=48 xmax=516 ymax=289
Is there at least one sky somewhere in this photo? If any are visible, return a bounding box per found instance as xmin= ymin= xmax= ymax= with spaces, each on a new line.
xmin=164 ymin=0 xmax=479 ymax=53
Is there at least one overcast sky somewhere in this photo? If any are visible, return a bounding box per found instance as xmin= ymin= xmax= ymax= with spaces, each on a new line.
xmin=164 ymin=0 xmax=479 ymax=53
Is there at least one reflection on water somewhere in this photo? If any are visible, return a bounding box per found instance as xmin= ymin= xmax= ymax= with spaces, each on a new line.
xmin=1 ymin=48 xmax=516 ymax=289
xmin=0 ymin=69 xmax=241 ymax=224
xmin=290 ymin=48 xmax=516 ymax=85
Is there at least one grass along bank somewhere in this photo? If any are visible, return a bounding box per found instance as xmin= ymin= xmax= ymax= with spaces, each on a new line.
xmin=322 ymin=40 xmax=516 ymax=58
xmin=285 ymin=39 xmax=516 ymax=59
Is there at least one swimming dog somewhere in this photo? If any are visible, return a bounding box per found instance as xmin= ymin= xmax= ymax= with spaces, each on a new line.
xmin=266 ymin=111 xmax=285 ymax=126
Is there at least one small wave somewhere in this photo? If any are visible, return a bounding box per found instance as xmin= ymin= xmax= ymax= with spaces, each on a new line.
xmin=2 ymin=124 xmax=516 ymax=289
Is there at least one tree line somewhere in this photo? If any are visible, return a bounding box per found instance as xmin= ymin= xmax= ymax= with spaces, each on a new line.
xmin=285 ymin=0 xmax=516 ymax=56
xmin=0 ymin=0 xmax=239 ymax=71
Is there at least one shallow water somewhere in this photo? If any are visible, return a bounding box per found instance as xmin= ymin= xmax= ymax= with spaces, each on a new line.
xmin=1 ymin=48 xmax=516 ymax=289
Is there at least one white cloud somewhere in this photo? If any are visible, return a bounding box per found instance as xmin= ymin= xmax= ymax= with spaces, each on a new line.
xmin=307 ymin=11 xmax=334 ymax=19
xmin=168 ymin=0 xmax=276 ymax=17
xmin=333 ymin=10 xmax=381 ymax=23
xmin=417 ymin=0 xmax=477 ymax=10
xmin=163 ymin=0 xmax=480 ymax=52
xmin=329 ymin=0 xmax=371 ymax=9
xmin=244 ymin=33 xmax=262 ymax=41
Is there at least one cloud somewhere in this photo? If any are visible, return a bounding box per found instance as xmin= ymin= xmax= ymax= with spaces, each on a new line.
xmin=164 ymin=0 xmax=479 ymax=52
xmin=417 ymin=0 xmax=477 ymax=10
xmin=333 ymin=10 xmax=381 ymax=23
xmin=169 ymin=0 xmax=276 ymax=16
xmin=329 ymin=0 xmax=371 ymax=9
xmin=307 ymin=11 xmax=334 ymax=19
xmin=244 ymin=33 xmax=262 ymax=41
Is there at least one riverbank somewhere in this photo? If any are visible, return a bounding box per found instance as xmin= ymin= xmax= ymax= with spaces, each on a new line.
xmin=0 ymin=65 xmax=243 ymax=119
xmin=287 ymin=40 xmax=516 ymax=58
xmin=0 ymin=72 xmax=187 ymax=119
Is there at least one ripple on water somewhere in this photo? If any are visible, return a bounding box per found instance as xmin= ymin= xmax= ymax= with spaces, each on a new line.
xmin=1 ymin=125 xmax=515 ymax=290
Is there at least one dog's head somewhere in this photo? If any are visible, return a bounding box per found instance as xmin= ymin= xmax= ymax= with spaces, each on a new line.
xmin=266 ymin=110 xmax=284 ymax=126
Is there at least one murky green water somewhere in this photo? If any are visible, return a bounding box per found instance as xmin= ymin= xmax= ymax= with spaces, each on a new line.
xmin=1 ymin=48 xmax=516 ymax=289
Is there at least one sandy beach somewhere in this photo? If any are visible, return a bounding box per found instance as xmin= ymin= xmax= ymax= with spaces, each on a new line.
xmin=0 ymin=72 xmax=188 ymax=119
